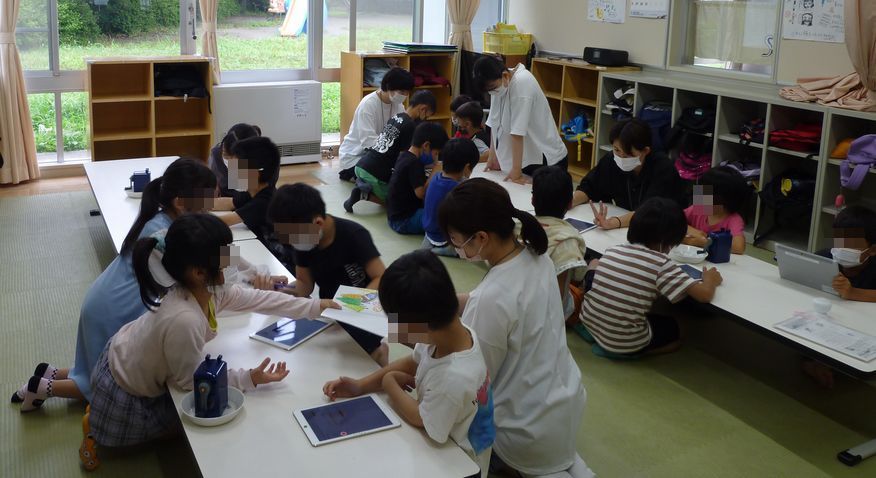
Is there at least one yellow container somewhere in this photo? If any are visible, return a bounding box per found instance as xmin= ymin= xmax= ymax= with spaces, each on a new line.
xmin=483 ymin=31 xmax=533 ymax=55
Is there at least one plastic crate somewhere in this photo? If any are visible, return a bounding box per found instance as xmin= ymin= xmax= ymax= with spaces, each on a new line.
xmin=483 ymin=31 xmax=533 ymax=56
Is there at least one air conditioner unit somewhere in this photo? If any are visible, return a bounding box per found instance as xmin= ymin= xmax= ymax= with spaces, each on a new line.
xmin=213 ymin=81 xmax=322 ymax=165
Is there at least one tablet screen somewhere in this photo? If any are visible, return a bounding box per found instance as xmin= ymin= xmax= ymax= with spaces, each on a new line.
xmin=301 ymin=396 xmax=393 ymax=441
xmin=252 ymin=318 xmax=329 ymax=349
xmin=566 ymin=218 xmax=596 ymax=233
xmin=680 ymin=264 xmax=703 ymax=280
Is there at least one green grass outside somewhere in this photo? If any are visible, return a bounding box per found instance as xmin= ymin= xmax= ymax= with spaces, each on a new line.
xmin=23 ymin=20 xmax=408 ymax=154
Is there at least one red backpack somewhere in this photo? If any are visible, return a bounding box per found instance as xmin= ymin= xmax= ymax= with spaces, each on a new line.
xmin=768 ymin=124 xmax=822 ymax=153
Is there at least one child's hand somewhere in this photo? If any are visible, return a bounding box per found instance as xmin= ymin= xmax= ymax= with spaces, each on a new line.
xmin=319 ymin=299 xmax=341 ymax=311
xmin=485 ymin=156 xmax=500 ymax=172
xmin=250 ymin=357 xmax=289 ymax=386
xmin=833 ymin=274 xmax=852 ymax=299
xmin=589 ymin=201 xmax=616 ymax=229
xmin=702 ymin=267 xmax=723 ymax=287
xmin=588 ymin=258 xmax=600 ymax=270
xmin=323 ymin=376 xmax=362 ymax=401
xmin=253 ymin=273 xmax=288 ymax=291
xmin=382 ymin=371 xmax=416 ymax=393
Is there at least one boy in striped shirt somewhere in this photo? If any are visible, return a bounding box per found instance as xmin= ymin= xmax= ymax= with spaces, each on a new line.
xmin=580 ymin=197 xmax=723 ymax=355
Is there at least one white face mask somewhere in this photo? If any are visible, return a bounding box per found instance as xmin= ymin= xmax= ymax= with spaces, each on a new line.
xmin=291 ymin=229 xmax=323 ymax=252
xmin=831 ymin=247 xmax=868 ymax=268
xmin=390 ymin=92 xmax=407 ymax=104
xmin=222 ymin=157 xmax=229 ymax=168
xmin=614 ymin=153 xmax=641 ymax=172
xmin=454 ymin=234 xmax=484 ymax=262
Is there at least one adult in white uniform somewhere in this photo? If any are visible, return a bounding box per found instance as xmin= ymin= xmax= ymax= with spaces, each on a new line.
xmin=438 ymin=178 xmax=594 ymax=478
xmin=338 ymin=67 xmax=414 ymax=181
xmin=474 ymin=56 xmax=567 ymax=184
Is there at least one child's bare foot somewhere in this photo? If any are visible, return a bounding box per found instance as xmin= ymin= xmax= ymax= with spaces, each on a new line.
xmin=802 ymin=360 xmax=835 ymax=389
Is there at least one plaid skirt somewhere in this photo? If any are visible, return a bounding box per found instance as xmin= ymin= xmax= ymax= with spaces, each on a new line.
xmin=89 ymin=343 xmax=180 ymax=447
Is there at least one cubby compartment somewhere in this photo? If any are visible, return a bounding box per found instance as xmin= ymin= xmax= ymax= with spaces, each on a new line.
xmin=754 ymin=151 xmax=819 ymax=251
xmin=89 ymin=62 xmax=151 ymax=101
xmin=814 ymin=162 xmax=876 ymax=251
xmin=547 ymin=97 xmax=561 ymax=126
xmin=92 ymin=138 xmax=153 ymax=161
xmin=410 ymin=54 xmax=452 ymax=83
xmin=565 ymin=138 xmax=595 ymax=173
xmin=156 ymin=135 xmax=212 ymax=161
xmin=560 ymin=101 xmax=595 ymax=134
xmin=531 ymin=60 xmax=564 ymax=98
xmin=766 ymin=105 xmax=824 ymax=160
xmin=155 ymin=98 xmax=210 ymax=136
xmin=717 ymin=96 xmax=768 ymax=146
xmin=428 ymin=87 xmax=455 ymax=121
xmin=825 ymin=111 xmax=876 ymax=159
xmin=563 ymin=67 xmax=599 ymax=105
xmin=91 ymin=101 xmax=152 ymax=140
xmin=633 ymin=83 xmax=673 ymax=113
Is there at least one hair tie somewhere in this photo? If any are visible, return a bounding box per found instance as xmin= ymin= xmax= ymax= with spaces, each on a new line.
xmin=150 ymin=229 xmax=168 ymax=253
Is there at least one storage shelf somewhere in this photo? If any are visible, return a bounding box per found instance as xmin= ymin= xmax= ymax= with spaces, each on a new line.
xmin=91 ymin=95 xmax=152 ymax=103
xmin=362 ymin=86 xmax=378 ymax=92
xmin=544 ymin=92 xmax=562 ymax=100
xmin=828 ymin=158 xmax=876 ymax=174
xmin=564 ymin=96 xmax=597 ymax=107
xmin=92 ymin=130 xmax=153 ymax=142
xmin=430 ymin=114 xmax=450 ymax=120
xmin=154 ymin=96 xmax=209 ymax=101
xmin=767 ymin=146 xmax=819 ymax=160
xmin=560 ymin=135 xmax=594 ymax=144
xmin=718 ymin=133 xmax=763 ymax=149
xmin=155 ymin=128 xmax=212 ymax=138
xmin=822 ymin=206 xmax=840 ymax=216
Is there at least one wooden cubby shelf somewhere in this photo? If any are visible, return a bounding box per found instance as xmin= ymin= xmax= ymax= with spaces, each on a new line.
xmin=531 ymin=58 xmax=639 ymax=177
xmin=87 ymin=56 xmax=213 ymax=162
xmin=598 ymin=69 xmax=876 ymax=253
xmin=341 ymin=51 xmax=457 ymax=139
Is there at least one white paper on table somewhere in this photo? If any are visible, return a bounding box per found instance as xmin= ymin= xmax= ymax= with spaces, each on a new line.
xmin=775 ymin=311 xmax=876 ymax=362
xmin=321 ymin=286 xmax=389 ymax=337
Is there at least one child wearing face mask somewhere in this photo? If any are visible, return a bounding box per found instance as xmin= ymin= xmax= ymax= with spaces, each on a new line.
xmin=323 ymin=250 xmax=495 ymax=478
xmin=450 ymin=94 xmax=473 ymax=137
xmin=345 ymin=90 xmax=437 ymax=211
xmin=338 ymin=67 xmax=415 ymax=182
xmin=825 ymin=205 xmax=876 ymax=302
xmin=682 ymin=166 xmax=750 ymax=254
xmin=454 ymin=101 xmax=491 ymax=162
xmin=268 ymin=183 xmax=390 ymax=365
xmin=572 ymin=119 xmax=687 ymax=230
xmin=81 ymin=214 xmax=337 ymax=453
xmin=385 ymin=122 xmax=449 ymax=235
xmin=579 ymin=197 xmax=722 ymax=357
xmin=208 ymin=123 xmax=260 ymax=203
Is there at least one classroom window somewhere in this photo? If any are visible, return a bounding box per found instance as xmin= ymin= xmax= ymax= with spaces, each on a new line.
xmin=681 ymin=0 xmax=779 ymax=77
xmin=29 ymin=94 xmax=58 ymax=163
xmin=16 ymin=0 xmax=51 ymax=71
xmin=356 ymin=0 xmax=414 ymax=52
xmin=322 ymin=0 xmax=350 ymax=69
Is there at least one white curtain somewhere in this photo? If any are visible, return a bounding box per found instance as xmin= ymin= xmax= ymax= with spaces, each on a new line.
xmin=845 ymin=0 xmax=876 ymax=91
xmin=447 ymin=0 xmax=480 ymax=51
xmin=199 ymin=0 xmax=221 ymax=84
xmin=0 ymin=0 xmax=39 ymax=184
xmin=694 ymin=0 xmax=775 ymax=65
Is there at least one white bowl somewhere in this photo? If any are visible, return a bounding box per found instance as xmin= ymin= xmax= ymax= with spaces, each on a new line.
xmin=124 ymin=189 xmax=143 ymax=199
xmin=669 ymin=245 xmax=709 ymax=264
xmin=180 ymin=386 xmax=245 ymax=427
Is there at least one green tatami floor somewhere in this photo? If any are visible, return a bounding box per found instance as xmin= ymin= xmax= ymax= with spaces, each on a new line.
xmin=3 ymin=169 xmax=876 ymax=477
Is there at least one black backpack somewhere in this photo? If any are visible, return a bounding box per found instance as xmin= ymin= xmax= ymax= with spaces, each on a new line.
xmin=666 ymin=106 xmax=716 ymax=150
xmin=756 ymin=169 xmax=816 ymax=241
xmin=637 ymin=102 xmax=673 ymax=153
xmin=154 ymin=64 xmax=210 ymax=110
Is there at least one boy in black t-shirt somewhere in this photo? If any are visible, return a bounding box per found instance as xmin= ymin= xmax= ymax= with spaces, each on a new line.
xmin=385 ymin=122 xmax=449 ymax=235
xmin=345 ymin=90 xmax=437 ymax=212
xmin=453 ymin=101 xmax=491 ymax=162
xmin=269 ymin=183 xmax=389 ymax=365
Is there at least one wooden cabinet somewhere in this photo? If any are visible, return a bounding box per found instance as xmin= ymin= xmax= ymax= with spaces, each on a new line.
xmin=530 ymin=58 xmax=639 ymax=178
xmin=340 ymin=51 xmax=456 ymax=140
xmin=87 ymin=56 xmax=213 ymax=161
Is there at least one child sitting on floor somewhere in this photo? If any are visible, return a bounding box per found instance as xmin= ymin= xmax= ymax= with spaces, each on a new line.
xmin=385 ymin=122 xmax=449 ymax=235
xmin=682 ymin=165 xmax=751 ymax=254
xmin=345 ymin=90 xmax=437 ymax=211
xmin=323 ymin=250 xmax=495 ymax=478
xmin=450 ymin=94 xmax=473 ymax=137
xmin=531 ymin=166 xmax=589 ymax=324
xmin=579 ymin=197 xmax=723 ymax=357
xmin=454 ymin=101 xmax=490 ymax=162
xmin=422 ymin=138 xmax=479 ymax=256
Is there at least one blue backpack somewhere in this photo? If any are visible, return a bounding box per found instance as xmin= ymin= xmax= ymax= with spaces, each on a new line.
xmin=638 ymin=102 xmax=673 ymax=153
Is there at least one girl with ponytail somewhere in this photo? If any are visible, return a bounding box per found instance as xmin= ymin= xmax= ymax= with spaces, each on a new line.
xmin=209 ymin=122 xmax=261 ymax=200
xmin=437 ymin=178 xmax=593 ymax=478
xmin=12 ymin=159 xmax=219 ymax=411
xmin=88 ymin=214 xmax=338 ymax=449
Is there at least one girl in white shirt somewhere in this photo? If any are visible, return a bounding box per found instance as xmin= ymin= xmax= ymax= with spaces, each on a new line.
xmin=438 ymin=178 xmax=594 ymax=478
xmin=338 ymin=67 xmax=414 ymax=181
xmin=83 ymin=214 xmax=337 ymax=452
xmin=473 ymin=56 xmax=567 ymax=184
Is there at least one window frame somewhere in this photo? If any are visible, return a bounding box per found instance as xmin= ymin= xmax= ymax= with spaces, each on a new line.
xmin=23 ymin=0 xmax=426 ymax=163
xmin=666 ymin=0 xmax=783 ymax=84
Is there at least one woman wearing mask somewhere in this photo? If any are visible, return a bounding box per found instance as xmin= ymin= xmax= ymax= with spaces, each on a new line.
xmin=338 ymin=67 xmax=415 ymax=182
xmin=472 ymin=56 xmax=567 ymax=184
xmin=572 ymin=118 xmax=686 ymax=230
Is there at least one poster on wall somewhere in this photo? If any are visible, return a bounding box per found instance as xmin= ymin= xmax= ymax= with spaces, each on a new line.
xmin=588 ymin=0 xmax=626 ymax=24
xmin=630 ymin=0 xmax=668 ymax=19
xmin=782 ymin=0 xmax=844 ymax=43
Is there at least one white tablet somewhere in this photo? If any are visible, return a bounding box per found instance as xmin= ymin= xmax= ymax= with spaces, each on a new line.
xmin=293 ymin=394 xmax=401 ymax=447
xmin=249 ymin=318 xmax=331 ymax=351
